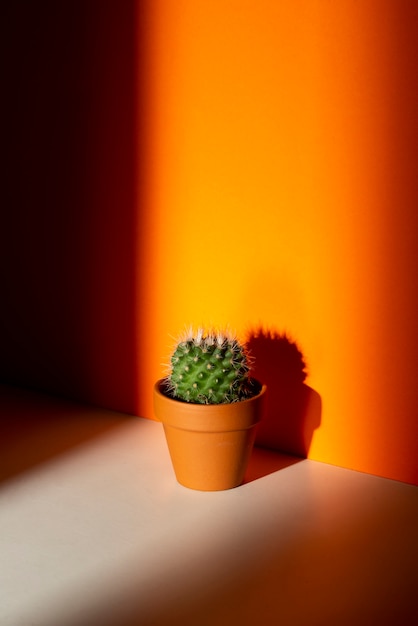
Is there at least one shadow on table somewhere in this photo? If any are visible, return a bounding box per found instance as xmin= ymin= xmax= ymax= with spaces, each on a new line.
xmin=244 ymin=446 xmax=303 ymax=483
xmin=0 ymin=385 xmax=132 ymax=484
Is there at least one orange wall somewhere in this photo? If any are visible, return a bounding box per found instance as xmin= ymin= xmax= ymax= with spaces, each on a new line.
xmin=139 ymin=0 xmax=418 ymax=485
xmin=2 ymin=2 xmax=417 ymax=486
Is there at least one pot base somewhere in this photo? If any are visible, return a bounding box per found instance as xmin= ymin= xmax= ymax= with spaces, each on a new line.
xmin=162 ymin=423 xmax=259 ymax=491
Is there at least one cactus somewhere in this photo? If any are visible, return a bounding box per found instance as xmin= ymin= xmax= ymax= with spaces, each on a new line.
xmin=164 ymin=328 xmax=256 ymax=404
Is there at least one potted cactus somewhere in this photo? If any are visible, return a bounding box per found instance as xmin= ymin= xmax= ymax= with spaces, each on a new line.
xmin=153 ymin=327 xmax=266 ymax=491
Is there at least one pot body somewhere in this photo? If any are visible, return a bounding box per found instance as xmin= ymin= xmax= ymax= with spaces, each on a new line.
xmin=153 ymin=379 xmax=266 ymax=491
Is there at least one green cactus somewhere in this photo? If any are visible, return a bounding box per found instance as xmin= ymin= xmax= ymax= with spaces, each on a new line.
xmin=164 ymin=328 xmax=256 ymax=404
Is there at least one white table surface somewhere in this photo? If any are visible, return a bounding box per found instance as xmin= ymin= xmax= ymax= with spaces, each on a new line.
xmin=1 ymin=385 xmax=417 ymax=626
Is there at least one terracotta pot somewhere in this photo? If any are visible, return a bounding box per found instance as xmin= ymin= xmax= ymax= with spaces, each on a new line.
xmin=153 ymin=379 xmax=267 ymax=491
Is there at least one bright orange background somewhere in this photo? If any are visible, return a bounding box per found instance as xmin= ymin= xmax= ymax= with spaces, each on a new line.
xmin=139 ymin=0 xmax=418 ymax=485
xmin=2 ymin=1 xmax=417 ymax=486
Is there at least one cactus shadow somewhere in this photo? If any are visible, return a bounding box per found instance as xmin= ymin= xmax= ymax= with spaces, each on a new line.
xmin=245 ymin=328 xmax=322 ymax=477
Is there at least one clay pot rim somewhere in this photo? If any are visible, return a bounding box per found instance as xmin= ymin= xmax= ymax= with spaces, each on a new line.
xmin=153 ymin=378 xmax=266 ymax=432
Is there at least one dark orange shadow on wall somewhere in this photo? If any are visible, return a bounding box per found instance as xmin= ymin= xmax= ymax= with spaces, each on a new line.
xmin=248 ymin=328 xmax=322 ymax=458
xmin=1 ymin=2 xmax=143 ymax=414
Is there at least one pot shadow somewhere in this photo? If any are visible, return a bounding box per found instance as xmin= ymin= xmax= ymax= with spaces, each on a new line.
xmin=244 ymin=327 xmax=322 ymax=482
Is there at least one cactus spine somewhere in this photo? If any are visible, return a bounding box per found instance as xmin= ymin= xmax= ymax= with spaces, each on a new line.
xmin=164 ymin=328 xmax=255 ymax=404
